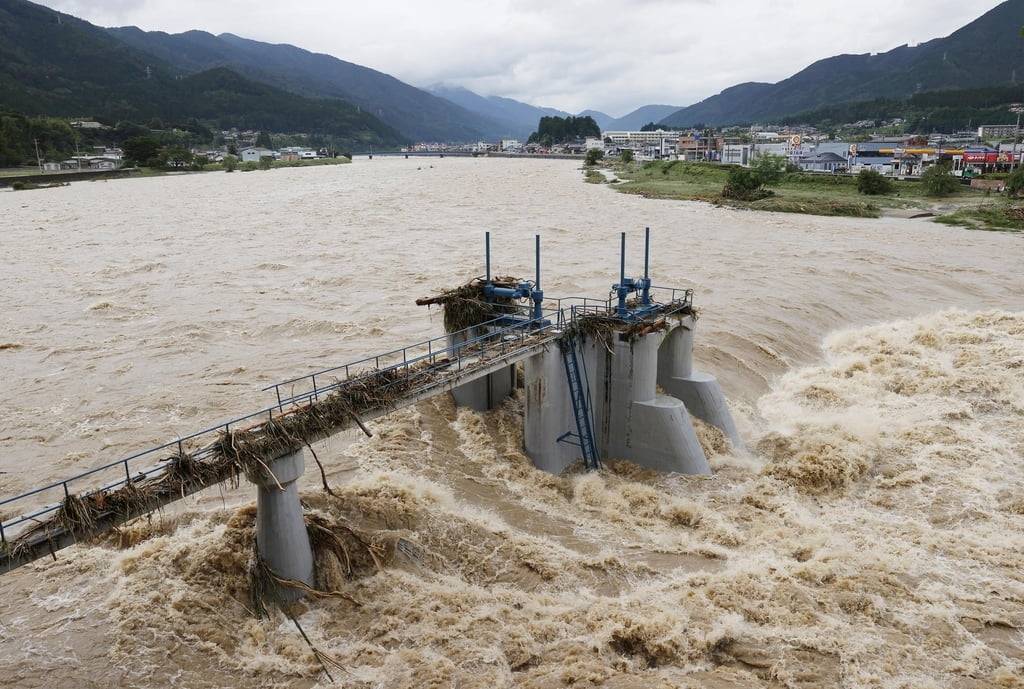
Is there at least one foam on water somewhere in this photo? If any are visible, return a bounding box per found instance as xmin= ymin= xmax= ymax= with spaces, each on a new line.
xmin=1 ymin=159 xmax=1022 ymax=687
xmin=47 ymin=310 xmax=1019 ymax=687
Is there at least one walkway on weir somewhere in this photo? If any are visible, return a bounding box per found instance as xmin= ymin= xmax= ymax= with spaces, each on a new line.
xmin=0 ymin=294 xmax=645 ymax=574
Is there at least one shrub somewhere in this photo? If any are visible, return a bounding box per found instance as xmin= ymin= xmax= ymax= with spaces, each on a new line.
xmin=751 ymin=152 xmax=786 ymax=186
xmin=721 ymin=167 xmax=772 ymax=201
xmin=585 ymin=148 xmax=604 ymax=166
xmin=1004 ymin=166 xmax=1024 ymax=197
xmin=920 ymin=165 xmax=960 ymax=197
xmin=856 ymin=169 xmax=894 ymax=195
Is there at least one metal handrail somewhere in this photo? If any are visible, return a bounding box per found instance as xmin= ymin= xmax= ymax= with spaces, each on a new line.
xmin=0 ymin=307 xmax=561 ymax=547
xmin=0 ymin=287 xmax=693 ymax=549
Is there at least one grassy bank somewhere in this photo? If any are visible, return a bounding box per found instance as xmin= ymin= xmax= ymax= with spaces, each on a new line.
xmin=592 ymin=159 xmax=1024 ymax=231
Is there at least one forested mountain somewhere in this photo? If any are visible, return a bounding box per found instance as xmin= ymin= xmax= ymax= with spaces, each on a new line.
xmin=107 ymin=27 xmax=501 ymax=142
xmin=425 ymin=85 xmax=569 ymax=140
xmin=6 ymin=0 xmax=1024 ymax=150
xmin=779 ymin=84 xmax=1024 ymax=134
xmin=662 ymin=0 xmax=1024 ymax=127
xmin=578 ymin=110 xmax=614 ymax=131
xmin=0 ymin=0 xmax=407 ymax=149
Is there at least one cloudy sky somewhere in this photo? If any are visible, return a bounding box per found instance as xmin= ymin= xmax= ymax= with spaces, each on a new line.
xmin=35 ymin=0 xmax=1008 ymax=117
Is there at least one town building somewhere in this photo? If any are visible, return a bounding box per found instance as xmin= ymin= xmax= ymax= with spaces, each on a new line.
xmin=240 ymin=147 xmax=275 ymax=163
xmin=977 ymin=124 xmax=1020 ymax=139
xmin=603 ymin=130 xmax=681 ymax=158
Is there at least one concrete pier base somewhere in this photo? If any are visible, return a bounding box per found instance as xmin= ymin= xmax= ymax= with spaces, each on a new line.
xmin=599 ymin=333 xmax=710 ymax=474
xmin=524 ymin=340 xmax=578 ymax=474
xmin=625 ymin=396 xmax=710 ymax=474
xmin=251 ymin=449 xmax=314 ymax=602
xmin=658 ymin=316 xmax=743 ymax=450
xmin=523 ymin=328 xmax=710 ymax=475
xmin=661 ymin=371 xmax=743 ymax=450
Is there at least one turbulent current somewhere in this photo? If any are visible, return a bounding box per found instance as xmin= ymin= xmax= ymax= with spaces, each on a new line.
xmin=1 ymin=157 xmax=1022 ymax=688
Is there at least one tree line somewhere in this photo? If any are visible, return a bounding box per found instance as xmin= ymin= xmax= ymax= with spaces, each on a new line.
xmin=527 ymin=115 xmax=601 ymax=147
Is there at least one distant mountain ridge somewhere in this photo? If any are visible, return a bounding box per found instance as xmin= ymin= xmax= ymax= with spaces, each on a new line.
xmin=106 ymin=27 xmax=501 ymax=143
xmin=0 ymin=0 xmax=407 ymax=148
xmin=424 ymin=85 xmax=569 ymax=141
xmin=662 ymin=0 xmax=1024 ymax=127
xmin=4 ymin=0 xmax=1024 ymax=143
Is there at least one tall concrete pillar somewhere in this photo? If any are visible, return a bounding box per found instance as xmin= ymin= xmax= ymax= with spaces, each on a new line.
xmin=658 ymin=317 xmax=743 ymax=450
xmin=523 ymin=345 xmax=578 ymax=474
xmin=604 ymin=332 xmax=710 ymax=474
xmin=250 ymin=448 xmax=314 ymax=602
xmin=521 ymin=329 xmax=710 ymax=475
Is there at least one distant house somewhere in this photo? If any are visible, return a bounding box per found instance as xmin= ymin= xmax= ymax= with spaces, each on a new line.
xmin=240 ymin=147 xmax=275 ymax=163
xmin=798 ymin=151 xmax=848 ymax=173
xmin=89 ymin=157 xmax=120 ymax=170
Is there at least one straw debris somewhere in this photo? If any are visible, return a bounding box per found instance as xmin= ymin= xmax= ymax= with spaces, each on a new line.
xmin=416 ymin=276 xmax=523 ymax=333
xmin=567 ymin=301 xmax=694 ymax=345
xmin=7 ymin=307 xmax=542 ymax=561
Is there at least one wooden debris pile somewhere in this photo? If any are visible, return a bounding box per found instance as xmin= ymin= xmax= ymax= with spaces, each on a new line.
xmin=6 ymin=319 xmax=533 ymax=559
xmin=416 ymin=276 xmax=524 ymax=333
xmin=1004 ymin=206 xmax=1024 ymax=222
xmin=568 ymin=299 xmax=695 ymax=344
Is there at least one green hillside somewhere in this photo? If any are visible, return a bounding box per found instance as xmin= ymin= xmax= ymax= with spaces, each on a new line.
xmin=663 ymin=0 xmax=1024 ymax=127
xmin=0 ymin=0 xmax=407 ymax=150
xmin=108 ymin=27 xmax=498 ymax=142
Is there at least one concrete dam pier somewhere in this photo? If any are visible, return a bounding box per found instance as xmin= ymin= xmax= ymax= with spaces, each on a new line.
xmin=449 ymin=229 xmax=740 ymax=476
xmin=1 ymin=228 xmax=741 ymax=601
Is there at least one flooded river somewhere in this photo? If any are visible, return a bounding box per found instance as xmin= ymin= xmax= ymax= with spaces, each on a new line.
xmin=1 ymin=157 xmax=1022 ymax=687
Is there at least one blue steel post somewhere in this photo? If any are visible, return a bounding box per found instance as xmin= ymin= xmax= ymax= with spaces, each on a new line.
xmin=616 ymin=232 xmax=629 ymax=318
xmin=485 ymin=231 xmax=492 ymax=292
xmin=533 ymin=234 xmax=544 ymax=322
xmin=640 ymin=226 xmax=652 ymax=307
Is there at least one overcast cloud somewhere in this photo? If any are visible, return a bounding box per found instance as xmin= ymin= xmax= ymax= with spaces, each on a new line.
xmin=35 ymin=0 xmax=1007 ymax=117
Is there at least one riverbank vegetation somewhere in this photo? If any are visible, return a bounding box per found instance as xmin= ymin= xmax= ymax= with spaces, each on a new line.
xmin=590 ymin=157 xmax=1024 ymax=231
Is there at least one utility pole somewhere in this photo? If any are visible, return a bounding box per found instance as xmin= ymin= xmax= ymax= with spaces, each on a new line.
xmin=33 ymin=138 xmax=43 ymax=172
xmin=1011 ymin=103 xmax=1024 ymax=171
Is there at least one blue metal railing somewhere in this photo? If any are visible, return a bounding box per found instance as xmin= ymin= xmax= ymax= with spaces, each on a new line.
xmin=0 ymin=285 xmax=694 ymax=552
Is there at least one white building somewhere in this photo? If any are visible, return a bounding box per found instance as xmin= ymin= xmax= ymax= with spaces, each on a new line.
xmin=240 ymin=147 xmax=275 ymax=163
xmin=602 ymin=130 xmax=680 ymax=159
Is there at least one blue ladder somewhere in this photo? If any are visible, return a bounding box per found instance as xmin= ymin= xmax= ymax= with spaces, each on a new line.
xmin=558 ymin=335 xmax=601 ymax=471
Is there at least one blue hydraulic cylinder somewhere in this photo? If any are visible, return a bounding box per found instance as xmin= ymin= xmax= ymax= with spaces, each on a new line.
xmin=638 ymin=226 xmax=652 ymax=307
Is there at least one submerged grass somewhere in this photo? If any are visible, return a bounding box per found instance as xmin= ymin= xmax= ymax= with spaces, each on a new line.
xmin=931 ymin=203 xmax=1024 ymax=232
xmin=601 ymin=159 xmax=1006 ymax=224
